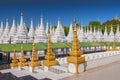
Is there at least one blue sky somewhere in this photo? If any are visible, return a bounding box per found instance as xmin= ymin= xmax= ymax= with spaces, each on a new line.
xmin=0 ymin=0 xmax=120 ymax=27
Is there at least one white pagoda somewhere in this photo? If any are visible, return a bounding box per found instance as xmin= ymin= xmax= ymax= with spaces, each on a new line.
xmin=78 ymin=26 xmax=86 ymax=42
xmin=50 ymin=24 xmax=54 ymax=38
xmin=96 ymin=28 xmax=103 ymax=42
xmin=92 ymin=26 xmax=97 ymax=42
xmin=108 ymin=26 xmax=114 ymax=42
xmin=87 ymin=26 xmax=94 ymax=42
xmin=0 ymin=20 xmax=4 ymax=37
xmin=103 ymin=26 xmax=108 ymax=42
xmin=34 ymin=16 xmax=47 ymax=43
xmin=115 ymin=24 xmax=120 ymax=42
xmin=12 ymin=12 xmax=29 ymax=43
xmin=51 ymin=18 xmax=66 ymax=42
xmin=0 ymin=19 xmax=10 ymax=43
xmin=9 ymin=17 xmax=17 ymax=43
xmin=66 ymin=22 xmax=73 ymax=42
xmin=28 ymin=18 xmax=35 ymax=43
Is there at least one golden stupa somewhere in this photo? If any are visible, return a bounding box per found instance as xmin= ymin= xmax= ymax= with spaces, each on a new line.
xmin=18 ymin=44 xmax=27 ymax=68
xmin=10 ymin=46 xmax=18 ymax=68
xmin=67 ymin=18 xmax=85 ymax=74
xmin=29 ymin=37 xmax=40 ymax=72
xmin=43 ymin=30 xmax=58 ymax=67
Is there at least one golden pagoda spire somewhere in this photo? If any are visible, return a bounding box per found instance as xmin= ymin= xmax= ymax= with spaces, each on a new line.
xmin=43 ymin=30 xmax=58 ymax=68
xmin=18 ymin=43 xmax=27 ymax=70
xmin=67 ymin=18 xmax=85 ymax=74
xmin=10 ymin=45 xmax=18 ymax=69
xmin=29 ymin=37 xmax=40 ymax=72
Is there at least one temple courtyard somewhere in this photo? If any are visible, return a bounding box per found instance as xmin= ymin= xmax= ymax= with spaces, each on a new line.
xmin=0 ymin=60 xmax=120 ymax=80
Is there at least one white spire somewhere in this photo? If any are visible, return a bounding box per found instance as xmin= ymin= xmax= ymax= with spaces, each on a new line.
xmin=39 ymin=16 xmax=44 ymax=30
xmin=4 ymin=19 xmax=9 ymax=33
xmin=108 ymin=25 xmax=114 ymax=42
xmin=58 ymin=18 xmax=60 ymax=28
xmin=45 ymin=20 xmax=49 ymax=35
xmin=116 ymin=24 xmax=119 ymax=32
xmin=9 ymin=17 xmax=17 ymax=37
xmin=68 ymin=21 xmax=73 ymax=34
xmin=12 ymin=17 xmax=15 ymax=27
xmin=93 ymin=26 xmax=96 ymax=35
xmin=50 ymin=24 xmax=53 ymax=36
xmin=6 ymin=19 xmax=9 ymax=27
xmin=87 ymin=25 xmax=94 ymax=42
xmin=66 ymin=21 xmax=73 ymax=42
xmin=28 ymin=18 xmax=34 ymax=37
xmin=30 ymin=18 xmax=33 ymax=28
xmin=35 ymin=23 xmax=39 ymax=35
xmin=24 ymin=21 xmax=28 ymax=33
xmin=40 ymin=16 xmax=43 ymax=25
xmin=20 ymin=12 xmax=24 ymax=26
xmin=96 ymin=27 xmax=103 ymax=42
xmin=0 ymin=20 xmax=3 ymax=37
xmin=103 ymin=26 xmax=108 ymax=42
xmin=0 ymin=19 xmax=10 ymax=43
xmin=34 ymin=16 xmax=47 ymax=43
xmin=52 ymin=18 xmax=66 ymax=42
xmin=0 ymin=20 xmax=3 ymax=29
xmin=115 ymin=24 xmax=120 ymax=42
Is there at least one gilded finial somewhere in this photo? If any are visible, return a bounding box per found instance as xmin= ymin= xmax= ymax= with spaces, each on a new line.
xmin=74 ymin=18 xmax=77 ymax=32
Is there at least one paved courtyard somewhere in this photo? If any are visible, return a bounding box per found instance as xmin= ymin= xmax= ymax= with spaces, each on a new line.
xmin=0 ymin=61 xmax=120 ymax=80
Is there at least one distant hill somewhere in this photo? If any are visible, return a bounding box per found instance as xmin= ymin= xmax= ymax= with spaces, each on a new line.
xmin=103 ymin=16 xmax=120 ymax=26
xmin=102 ymin=16 xmax=120 ymax=34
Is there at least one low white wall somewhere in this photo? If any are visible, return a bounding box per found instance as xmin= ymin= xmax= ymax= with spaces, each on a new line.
xmin=85 ymin=51 xmax=120 ymax=70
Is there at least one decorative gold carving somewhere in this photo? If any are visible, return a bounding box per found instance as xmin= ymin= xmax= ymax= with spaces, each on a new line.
xmin=18 ymin=44 xmax=27 ymax=67
xmin=29 ymin=37 xmax=40 ymax=69
xmin=43 ymin=31 xmax=58 ymax=67
xmin=10 ymin=46 xmax=18 ymax=67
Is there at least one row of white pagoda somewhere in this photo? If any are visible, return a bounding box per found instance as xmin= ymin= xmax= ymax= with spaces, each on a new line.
xmin=0 ymin=13 xmax=120 ymax=44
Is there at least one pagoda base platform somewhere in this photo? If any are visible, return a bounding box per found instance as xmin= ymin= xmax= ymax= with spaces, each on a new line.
xmin=68 ymin=63 xmax=85 ymax=74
